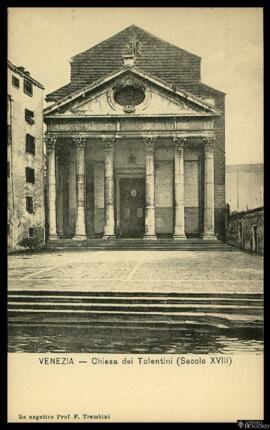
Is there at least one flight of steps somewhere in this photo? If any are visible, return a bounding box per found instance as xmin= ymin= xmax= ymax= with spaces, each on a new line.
xmin=46 ymin=238 xmax=233 ymax=251
xmin=8 ymin=290 xmax=263 ymax=329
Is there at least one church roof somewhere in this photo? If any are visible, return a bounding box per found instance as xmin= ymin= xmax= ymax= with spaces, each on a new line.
xmin=46 ymin=24 xmax=225 ymax=102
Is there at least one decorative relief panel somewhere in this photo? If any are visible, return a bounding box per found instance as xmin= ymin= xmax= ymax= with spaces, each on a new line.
xmin=113 ymin=77 xmax=146 ymax=107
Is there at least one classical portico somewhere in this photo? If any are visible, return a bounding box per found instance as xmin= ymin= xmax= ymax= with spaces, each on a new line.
xmin=45 ymin=130 xmax=217 ymax=242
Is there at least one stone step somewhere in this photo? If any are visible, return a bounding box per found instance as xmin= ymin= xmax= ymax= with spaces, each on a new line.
xmin=8 ymin=290 xmax=262 ymax=299
xmin=8 ymin=310 xmax=262 ymax=330
xmin=47 ymin=239 xmax=227 ymax=243
xmin=8 ymin=290 xmax=263 ymax=328
xmin=8 ymin=300 xmax=263 ymax=312
xmin=46 ymin=239 xmax=233 ymax=251
xmin=8 ymin=295 xmax=262 ymax=306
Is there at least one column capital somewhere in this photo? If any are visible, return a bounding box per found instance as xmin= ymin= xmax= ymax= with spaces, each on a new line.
xmin=73 ymin=137 xmax=86 ymax=148
xmin=143 ymin=136 xmax=157 ymax=152
xmin=103 ymin=137 xmax=115 ymax=150
xmin=202 ymin=136 xmax=216 ymax=152
xmin=173 ymin=136 xmax=187 ymax=150
xmin=45 ymin=137 xmax=57 ymax=152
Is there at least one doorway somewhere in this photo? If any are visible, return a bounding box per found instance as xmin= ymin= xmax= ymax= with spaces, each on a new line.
xmin=120 ymin=178 xmax=145 ymax=237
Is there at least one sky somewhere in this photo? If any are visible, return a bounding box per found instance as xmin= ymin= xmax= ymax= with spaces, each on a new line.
xmin=8 ymin=7 xmax=263 ymax=165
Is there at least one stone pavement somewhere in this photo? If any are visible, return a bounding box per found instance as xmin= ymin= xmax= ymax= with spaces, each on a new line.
xmin=8 ymin=249 xmax=263 ymax=294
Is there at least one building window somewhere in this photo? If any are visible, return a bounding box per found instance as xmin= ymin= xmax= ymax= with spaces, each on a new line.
xmin=28 ymin=227 xmax=35 ymax=238
xmin=26 ymin=134 xmax=35 ymax=155
xmin=26 ymin=196 xmax=34 ymax=214
xmin=12 ymin=75 xmax=20 ymax=88
xmin=7 ymin=161 xmax=10 ymax=178
xmin=25 ymin=109 xmax=34 ymax=124
xmin=24 ymin=79 xmax=33 ymax=96
xmin=26 ymin=167 xmax=35 ymax=184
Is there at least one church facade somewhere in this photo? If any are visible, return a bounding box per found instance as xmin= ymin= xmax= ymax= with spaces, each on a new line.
xmin=44 ymin=25 xmax=225 ymax=242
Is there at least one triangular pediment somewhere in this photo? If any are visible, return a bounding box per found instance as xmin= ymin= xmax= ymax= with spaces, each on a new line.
xmin=44 ymin=67 xmax=221 ymax=118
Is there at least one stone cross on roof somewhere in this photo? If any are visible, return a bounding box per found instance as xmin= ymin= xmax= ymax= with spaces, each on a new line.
xmin=123 ymin=40 xmax=143 ymax=66
xmin=127 ymin=40 xmax=142 ymax=56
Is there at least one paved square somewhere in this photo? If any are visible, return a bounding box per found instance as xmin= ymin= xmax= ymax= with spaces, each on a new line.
xmin=8 ymin=249 xmax=263 ymax=294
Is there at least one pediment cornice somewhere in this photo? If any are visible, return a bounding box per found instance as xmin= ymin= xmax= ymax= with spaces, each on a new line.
xmin=44 ymin=66 xmax=222 ymax=117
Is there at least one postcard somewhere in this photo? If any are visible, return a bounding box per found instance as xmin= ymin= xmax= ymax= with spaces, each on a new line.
xmin=7 ymin=7 xmax=264 ymax=424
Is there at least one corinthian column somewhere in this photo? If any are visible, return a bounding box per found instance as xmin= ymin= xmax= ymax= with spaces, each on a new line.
xmin=45 ymin=137 xmax=58 ymax=240
xmin=143 ymin=137 xmax=157 ymax=240
xmin=173 ymin=137 xmax=187 ymax=239
xmin=73 ymin=138 xmax=87 ymax=240
xmin=102 ymin=137 xmax=115 ymax=239
xmin=202 ymin=137 xmax=217 ymax=240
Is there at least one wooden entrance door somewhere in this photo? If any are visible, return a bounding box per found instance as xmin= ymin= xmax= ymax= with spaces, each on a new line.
xmin=120 ymin=178 xmax=145 ymax=237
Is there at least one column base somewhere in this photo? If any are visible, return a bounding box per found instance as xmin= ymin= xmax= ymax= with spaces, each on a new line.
xmin=48 ymin=234 xmax=59 ymax=241
xmin=102 ymin=235 xmax=116 ymax=240
xmin=73 ymin=235 xmax=87 ymax=241
xmin=201 ymin=234 xmax=217 ymax=241
xmin=143 ymin=234 xmax=157 ymax=240
xmin=173 ymin=234 xmax=187 ymax=240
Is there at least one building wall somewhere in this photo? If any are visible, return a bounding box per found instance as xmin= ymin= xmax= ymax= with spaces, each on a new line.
xmin=226 ymin=207 xmax=263 ymax=254
xmin=7 ymin=64 xmax=45 ymax=251
xmin=226 ymin=164 xmax=263 ymax=212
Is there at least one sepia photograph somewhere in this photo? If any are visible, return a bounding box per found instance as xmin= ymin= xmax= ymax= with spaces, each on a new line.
xmin=7 ymin=6 xmax=264 ymax=423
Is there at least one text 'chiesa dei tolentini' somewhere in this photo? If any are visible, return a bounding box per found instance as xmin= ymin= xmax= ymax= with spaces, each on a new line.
xmin=44 ymin=25 xmax=225 ymax=242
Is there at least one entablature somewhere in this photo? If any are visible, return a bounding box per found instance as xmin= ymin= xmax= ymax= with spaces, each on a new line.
xmin=45 ymin=129 xmax=216 ymax=141
xmin=45 ymin=116 xmax=215 ymax=136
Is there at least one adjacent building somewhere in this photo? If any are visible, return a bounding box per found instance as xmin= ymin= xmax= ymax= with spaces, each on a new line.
xmin=44 ymin=25 xmax=226 ymax=242
xmin=226 ymin=164 xmax=263 ymax=212
xmin=226 ymin=207 xmax=263 ymax=254
xmin=8 ymin=60 xmax=45 ymax=251
xmin=225 ymin=163 xmax=263 ymax=254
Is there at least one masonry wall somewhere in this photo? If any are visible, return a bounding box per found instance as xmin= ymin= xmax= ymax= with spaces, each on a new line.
xmin=7 ymin=67 xmax=45 ymax=251
xmin=226 ymin=207 xmax=264 ymax=254
xmin=226 ymin=164 xmax=263 ymax=212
